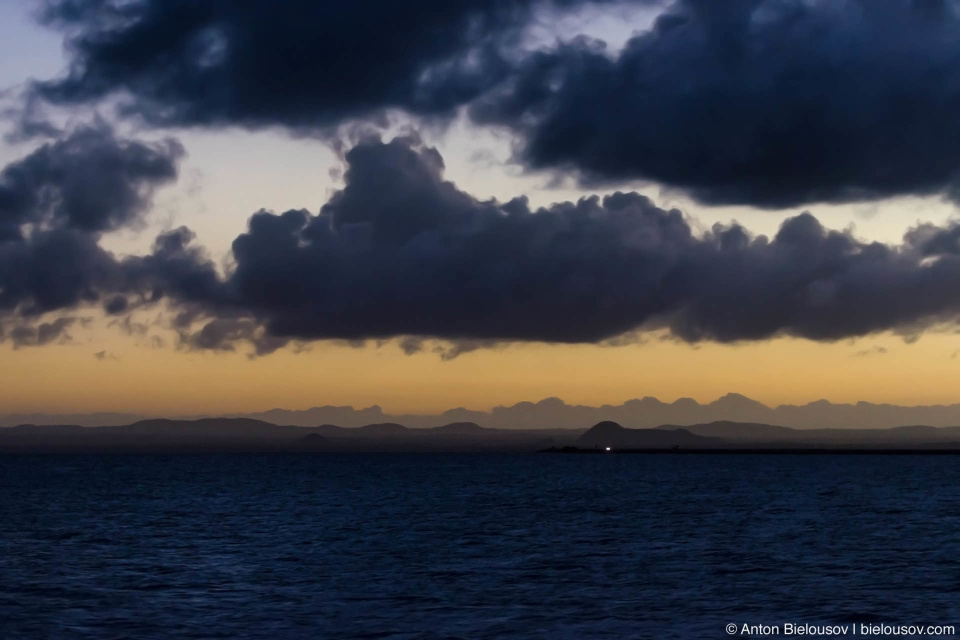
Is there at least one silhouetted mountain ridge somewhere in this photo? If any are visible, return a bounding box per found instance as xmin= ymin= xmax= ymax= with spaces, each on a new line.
xmin=0 ymin=419 xmax=577 ymax=452
xmin=4 ymin=417 xmax=960 ymax=452
xmin=12 ymin=393 xmax=960 ymax=429
xmin=579 ymin=422 xmax=722 ymax=448
xmin=428 ymin=422 xmax=489 ymax=434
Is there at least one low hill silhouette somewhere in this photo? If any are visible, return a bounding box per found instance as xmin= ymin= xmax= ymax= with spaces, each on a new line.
xmin=662 ymin=421 xmax=960 ymax=444
xmin=16 ymin=393 xmax=960 ymax=429
xmin=353 ymin=423 xmax=408 ymax=436
xmin=428 ymin=422 xmax=488 ymax=434
xmin=578 ymin=421 xmax=722 ymax=449
xmin=655 ymin=421 xmax=797 ymax=440
xmin=0 ymin=419 xmax=576 ymax=452
xmin=299 ymin=433 xmax=330 ymax=450
xmin=122 ymin=418 xmax=286 ymax=437
xmin=4 ymin=417 xmax=960 ymax=453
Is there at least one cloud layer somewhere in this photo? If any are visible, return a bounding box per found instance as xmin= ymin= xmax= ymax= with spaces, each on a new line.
xmin=473 ymin=0 xmax=960 ymax=206
xmin=0 ymin=125 xmax=182 ymax=320
xmin=3 ymin=129 xmax=960 ymax=353
xmin=9 ymin=1 xmax=960 ymax=356
xmin=34 ymin=0 xmax=624 ymax=130
xmin=120 ymin=135 xmax=960 ymax=353
xmin=0 ymin=124 xmax=181 ymax=237
xmin=31 ymin=0 xmax=960 ymax=208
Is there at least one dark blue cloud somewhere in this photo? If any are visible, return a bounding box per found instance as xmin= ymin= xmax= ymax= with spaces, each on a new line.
xmin=34 ymin=0 xmax=960 ymax=209
xmin=164 ymin=135 xmax=960 ymax=351
xmin=0 ymin=124 xmax=182 ymax=238
xmin=472 ymin=0 xmax=960 ymax=206
xmin=0 ymin=125 xmax=183 ymax=319
xmin=5 ymin=132 xmax=960 ymax=353
xmin=33 ymin=0 xmax=631 ymax=130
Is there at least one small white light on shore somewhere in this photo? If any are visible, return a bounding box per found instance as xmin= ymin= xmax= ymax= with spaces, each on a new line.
xmin=605 ymin=447 xmax=611 ymax=451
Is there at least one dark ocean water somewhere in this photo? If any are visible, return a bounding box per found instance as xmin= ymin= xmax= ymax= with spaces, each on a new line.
xmin=1 ymin=454 xmax=959 ymax=639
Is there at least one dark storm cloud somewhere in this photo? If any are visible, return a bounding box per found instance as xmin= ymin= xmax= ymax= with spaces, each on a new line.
xmin=5 ymin=132 xmax=960 ymax=353
xmin=0 ymin=124 xmax=182 ymax=238
xmin=0 ymin=223 xmax=217 ymax=321
xmin=155 ymin=135 xmax=960 ymax=351
xmin=471 ymin=0 xmax=960 ymax=207
xmin=32 ymin=0 xmax=641 ymax=131
xmin=0 ymin=124 xmax=184 ymax=318
xmin=175 ymin=318 xmax=291 ymax=357
xmin=0 ymin=224 xmax=222 ymax=332
xmin=0 ymin=229 xmax=119 ymax=315
xmin=906 ymin=222 xmax=960 ymax=256
xmin=118 ymin=227 xmax=224 ymax=306
xmin=34 ymin=0 xmax=960 ymax=210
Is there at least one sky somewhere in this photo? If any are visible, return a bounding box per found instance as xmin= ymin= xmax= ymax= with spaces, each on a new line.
xmin=2 ymin=0 xmax=960 ymax=416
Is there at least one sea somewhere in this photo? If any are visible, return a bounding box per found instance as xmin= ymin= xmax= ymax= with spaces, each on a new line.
xmin=1 ymin=453 xmax=958 ymax=639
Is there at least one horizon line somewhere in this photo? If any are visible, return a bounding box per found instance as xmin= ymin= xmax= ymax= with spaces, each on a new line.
xmin=9 ymin=392 xmax=960 ymax=420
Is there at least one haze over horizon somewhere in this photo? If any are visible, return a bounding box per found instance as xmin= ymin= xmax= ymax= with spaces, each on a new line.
xmin=12 ymin=392 xmax=960 ymax=431
xmin=3 ymin=0 xmax=960 ymax=414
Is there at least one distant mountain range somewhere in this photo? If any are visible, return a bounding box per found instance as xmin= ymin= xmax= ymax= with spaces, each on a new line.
xmin=8 ymin=393 xmax=960 ymax=430
xmin=0 ymin=419 xmax=575 ymax=453
xmin=4 ymin=417 xmax=960 ymax=453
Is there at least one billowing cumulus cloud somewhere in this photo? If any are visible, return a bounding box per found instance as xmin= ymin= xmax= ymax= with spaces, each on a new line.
xmin=30 ymin=0 xmax=960 ymax=209
xmin=0 ymin=124 xmax=182 ymax=238
xmin=33 ymin=0 xmax=636 ymax=131
xmin=0 ymin=229 xmax=117 ymax=316
xmin=0 ymin=125 xmax=183 ymax=318
xmin=5 ymin=0 xmax=960 ymax=361
xmin=472 ymin=0 xmax=960 ymax=206
xmin=143 ymin=135 xmax=960 ymax=352
xmin=5 ymin=131 xmax=960 ymax=354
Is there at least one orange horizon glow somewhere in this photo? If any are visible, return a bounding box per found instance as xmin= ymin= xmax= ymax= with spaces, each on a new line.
xmin=3 ymin=328 xmax=960 ymax=416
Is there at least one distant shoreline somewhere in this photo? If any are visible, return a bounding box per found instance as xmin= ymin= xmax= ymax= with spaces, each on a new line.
xmin=7 ymin=417 xmax=960 ymax=454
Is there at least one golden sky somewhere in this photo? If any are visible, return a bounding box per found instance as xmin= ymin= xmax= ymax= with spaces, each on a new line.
xmin=3 ymin=329 xmax=959 ymax=416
